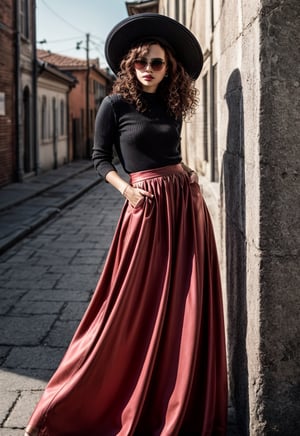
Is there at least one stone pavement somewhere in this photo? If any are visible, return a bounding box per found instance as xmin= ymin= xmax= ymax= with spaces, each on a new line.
xmin=0 ymin=165 xmax=124 ymax=435
xmin=0 ymin=163 xmax=239 ymax=435
xmin=0 ymin=161 xmax=100 ymax=256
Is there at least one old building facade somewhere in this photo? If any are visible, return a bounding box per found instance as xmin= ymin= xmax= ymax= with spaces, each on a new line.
xmin=157 ymin=0 xmax=300 ymax=434
xmin=0 ymin=0 xmax=16 ymax=186
xmin=37 ymin=50 xmax=113 ymax=160
xmin=0 ymin=0 xmax=37 ymax=186
xmin=0 ymin=5 xmax=113 ymax=188
xmin=37 ymin=60 xmax=76 ymax=171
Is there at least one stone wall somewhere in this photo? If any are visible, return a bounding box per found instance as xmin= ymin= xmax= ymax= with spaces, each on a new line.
xmin=159 ymin=0 xmax=300 ymax=434
xmin=210 ymin=2 xmax=261 ymax=434
xmin=257 ymin=0 xmax=300 ymax=433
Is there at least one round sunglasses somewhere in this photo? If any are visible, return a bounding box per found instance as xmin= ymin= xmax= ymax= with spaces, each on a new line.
xmin=134 ymin=58 xmax=166 ymax=72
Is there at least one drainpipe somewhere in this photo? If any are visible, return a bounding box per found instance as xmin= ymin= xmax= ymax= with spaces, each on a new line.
xmin=15 ymin=0 xmax=23 ymax=181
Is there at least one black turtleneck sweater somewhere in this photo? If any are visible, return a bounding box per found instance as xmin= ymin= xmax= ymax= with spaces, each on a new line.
xmin=92 ymin=92 xmax=182 ymax=179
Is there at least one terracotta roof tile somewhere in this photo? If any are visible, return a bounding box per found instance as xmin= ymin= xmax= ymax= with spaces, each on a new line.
xmin=37 ymin=49 xmax=99 ymax=68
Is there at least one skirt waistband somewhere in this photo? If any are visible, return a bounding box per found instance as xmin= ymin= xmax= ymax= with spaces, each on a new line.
xmin=130 ymin=164 xmax=184 ymax=184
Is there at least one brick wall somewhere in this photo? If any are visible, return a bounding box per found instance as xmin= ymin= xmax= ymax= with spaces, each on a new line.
xmin=0 ymin=0 xmax=16 ymax=186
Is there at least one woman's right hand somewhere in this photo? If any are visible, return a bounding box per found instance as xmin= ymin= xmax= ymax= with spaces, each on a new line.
xmin=104 ymin=171 xmax=153 ymax=208
xmin=123 ymin=185 xmax=153 ymax=208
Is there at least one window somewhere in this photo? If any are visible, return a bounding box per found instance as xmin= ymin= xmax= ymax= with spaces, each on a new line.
xmin=94 ymin=81 xmax=105 ymax=99
xmin=41 ymin=96 xmax=47 ymax=140
xmin=20 ymin=0 xmax=30 ymax=39
xmin=60 ymin=100 xmax=65 ymax=135
xmin=94 ymin=82 xmax=106 ymax=107
xmin=90 ymin=109 xmax=94 ymax=132
xmin=80 ymin=108 xmax=84 ymax=141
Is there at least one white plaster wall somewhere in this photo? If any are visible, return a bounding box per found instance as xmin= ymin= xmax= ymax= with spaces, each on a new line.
xmin=39 ymin=137 xmax=68 ymax=171
xmin=37 ymin=76 xmax=69 ymax=171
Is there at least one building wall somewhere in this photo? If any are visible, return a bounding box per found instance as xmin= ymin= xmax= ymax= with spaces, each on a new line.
xmin=68 ymin=70 xmax=87 ymax=159
xmin=160 ymin=0 xmax=299 ymax=434
xmin=0 ymin=0 xmax=16 ymax=186
xmin=184 ymin=2 xmax=261 ymax=433
xmin=69 ymin=68 xmax=110 ymax=159
xmin=216 ymin=3 xmax=261 ymax=434
xmin=18 ymin=0 xmax=37 ymax=178
xmin=258 ymin=0 xmax=300 ymax=433
xmin=89 ymin=68 xmax=109 ymax=139
xmin=37 ymin=76 xmax=69 ymax=171
xmin=0 ymin=0 xmax=36 ymax=183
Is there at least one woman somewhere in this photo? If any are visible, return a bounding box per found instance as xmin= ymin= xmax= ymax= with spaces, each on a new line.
xmin=25 ymin=13 xmax=227 ymax=436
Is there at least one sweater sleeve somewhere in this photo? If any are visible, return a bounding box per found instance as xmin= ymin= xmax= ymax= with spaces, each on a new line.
xmin=92 ymin=96 xmax=118 ymax=179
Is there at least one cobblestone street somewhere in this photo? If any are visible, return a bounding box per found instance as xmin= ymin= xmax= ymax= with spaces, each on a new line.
xmin=0 ymin=175 xmax=124 ymax=435
xmin=0 ymin=167 xmax=238 ymax=435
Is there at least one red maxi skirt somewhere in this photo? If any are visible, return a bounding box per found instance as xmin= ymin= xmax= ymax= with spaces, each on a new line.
xmin=26 ymin=164 xmax=228 ymax=436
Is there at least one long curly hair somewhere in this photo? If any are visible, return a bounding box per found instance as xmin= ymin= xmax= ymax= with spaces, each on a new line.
xmin=112 ymin=41 xmax=199 ymax=119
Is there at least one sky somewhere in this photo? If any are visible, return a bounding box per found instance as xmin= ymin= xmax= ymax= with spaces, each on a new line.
xmin=36 ymin=0 xmax=130 ymax=68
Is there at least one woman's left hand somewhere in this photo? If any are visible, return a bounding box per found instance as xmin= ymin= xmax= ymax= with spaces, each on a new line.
xmin=189 ymin=171 xmax=199 ymax=184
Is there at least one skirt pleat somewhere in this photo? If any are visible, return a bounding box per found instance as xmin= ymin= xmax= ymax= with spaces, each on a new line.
xmin=27 ymin=164 xmax=227 ymax=436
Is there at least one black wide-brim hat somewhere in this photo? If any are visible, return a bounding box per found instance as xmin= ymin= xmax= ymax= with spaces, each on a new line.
xmin=105 ymin=13 xmax=203 ymax=80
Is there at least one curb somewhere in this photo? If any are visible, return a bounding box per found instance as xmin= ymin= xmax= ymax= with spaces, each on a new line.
xmin=0 ymin=176 xmax=101 ymax=256
xmin=0 ymin=163 xmax=94 ymax=213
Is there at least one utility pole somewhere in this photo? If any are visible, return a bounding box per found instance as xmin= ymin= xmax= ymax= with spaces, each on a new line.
xmin=86 ymin=33 xmax=90 ymax=157
xmin=76 ymin=33 xmax=91 ymax=158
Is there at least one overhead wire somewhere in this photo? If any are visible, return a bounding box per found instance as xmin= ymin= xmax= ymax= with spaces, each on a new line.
xmin=40 ymin=0 xmax=87 ymax=34
xmin=37 ymin=47 xmax=85 ymax=56
xmin=38 ymin=0 xmax=106 ymax=64
xmin=42 ymin=36 xmax=83 ymax=44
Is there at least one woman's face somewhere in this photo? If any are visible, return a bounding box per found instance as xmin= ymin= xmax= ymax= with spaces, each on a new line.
xmin=133 ymin=44 xmax=167 ymax=93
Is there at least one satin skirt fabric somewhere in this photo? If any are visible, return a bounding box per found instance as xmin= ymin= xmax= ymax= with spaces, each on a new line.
xmin=26 ymin=164 xmax=228 ymax=436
